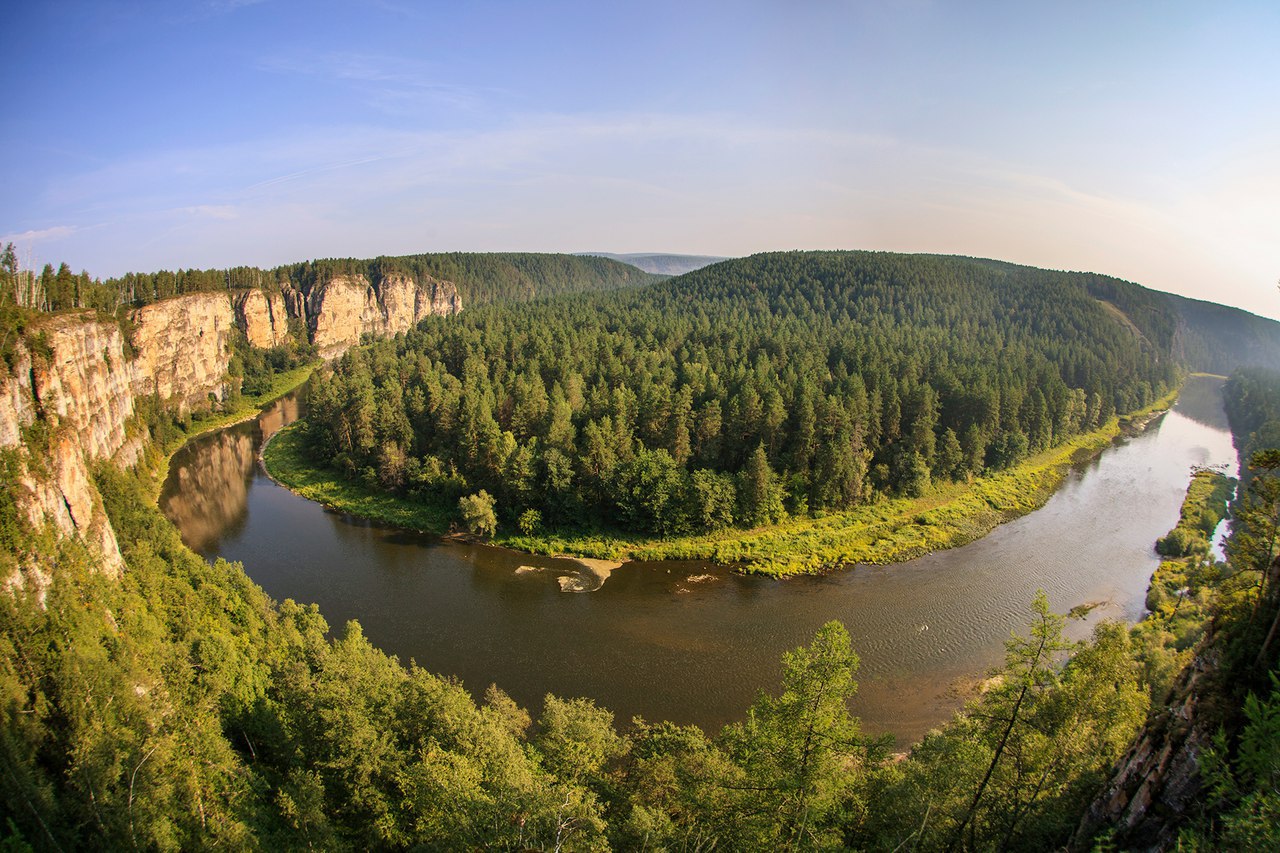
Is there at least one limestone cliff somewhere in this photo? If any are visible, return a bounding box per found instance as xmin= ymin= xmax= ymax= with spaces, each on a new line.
xmin=1 ymin=294 xmax=236 ymax=586
xmin=130 ymin=292 xmax=234 ymax=411
xmin=304 ymin=273 xmax=461 ymax=358
xmin=232 ymin=289 xmax=290 ymax=349
xmin=2 ymin=278 xmax=460 ymax=584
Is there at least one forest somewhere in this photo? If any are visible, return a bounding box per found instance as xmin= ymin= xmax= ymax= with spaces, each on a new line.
xmin=0 ymin=244 xmax=659 ymax=314
xmin=4 ymin=248 xmax=1280 ymax=848
xmin=300 ymin=251 xmax=1179 ymax=537
xmin=3 ymin=365 xmax=1279 ymax=849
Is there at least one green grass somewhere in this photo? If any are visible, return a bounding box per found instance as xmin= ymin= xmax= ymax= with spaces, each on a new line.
xmin=148 ymin=362 xmax=319 ymax=496
xmin=262 ymin=388 xmax=1180 ymax=576
xmin=262 ymin=424 xmax=454 ymax=532
xmin=175 ymin=363 xmax=320 ymax=448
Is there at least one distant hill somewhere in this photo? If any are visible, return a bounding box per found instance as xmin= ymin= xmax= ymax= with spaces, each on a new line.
xmin=947 ymin=254 xmax=1280 ymax=375
xmin=576 ymin=252 xmax=729 ymax=276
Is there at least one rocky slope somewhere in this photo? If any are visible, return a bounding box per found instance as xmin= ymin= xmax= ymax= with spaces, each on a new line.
xmin=293 ymin=273 xmax=462 ymax=358
xmin=233 ymin=288 xmax=289 ymax=349
xmin=1 ymin=276 xmax=462 ymax=589
xmin=1074 ymin=643 xmax=1220 ymax=849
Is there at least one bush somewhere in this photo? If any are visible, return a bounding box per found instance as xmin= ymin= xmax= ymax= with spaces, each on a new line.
xmin=459 ymin=490 xmax=498 ymax=537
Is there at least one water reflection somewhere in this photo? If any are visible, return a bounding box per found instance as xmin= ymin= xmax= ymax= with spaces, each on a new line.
xmin=160 ymin=377 xmax=1238 ymax=743
xmin=160 ymin=394 xmax=302 ymax=553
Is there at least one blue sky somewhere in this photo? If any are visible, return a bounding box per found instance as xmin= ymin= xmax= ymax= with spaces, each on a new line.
xmin=3 ymin=1 xmax=1277 ymax=317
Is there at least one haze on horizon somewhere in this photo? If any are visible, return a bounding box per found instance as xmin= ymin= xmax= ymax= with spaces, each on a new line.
xmin=2 ymin=1 xmax=1277 ymax=319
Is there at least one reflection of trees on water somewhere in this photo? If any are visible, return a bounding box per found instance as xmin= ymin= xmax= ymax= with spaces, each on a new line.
xmin=161 ymin=430 xmax=257 ymax=553
xmin=1173 ymin=376 xmax=1229 ymax=430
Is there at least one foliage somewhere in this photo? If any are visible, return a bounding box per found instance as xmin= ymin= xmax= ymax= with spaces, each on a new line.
xmin=268 ymin=386 xmax=1172 ymax=575
xmin=856 ymin=597 xmax=1148 ymax=852
xmin=300 ymin=251 xmax=1181 ymax=549
xmin=458 ymin=490 xmax=498 ymax=537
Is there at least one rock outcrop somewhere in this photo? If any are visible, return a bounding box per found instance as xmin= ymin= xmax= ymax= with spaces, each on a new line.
xmin=304 ymin=273 xmax=461 ymax=359
xmin=130 ymin=292 xmax=234 ymax=411
xmin=1 ymin=294 xmax=236 ymax=585
xmin=2 ymin=277 xmax=461 ymax=586
xmin=233 ymin=289 xmax=289 ymax=349
xmin=1075 ymin=642 xmax=1221 ymax=850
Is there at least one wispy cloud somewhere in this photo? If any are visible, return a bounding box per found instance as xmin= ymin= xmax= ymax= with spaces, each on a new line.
xmin=0 ymin=225 xmax=77 ymax=244
xmin=175 ymin=205 xmax=238 ymax=220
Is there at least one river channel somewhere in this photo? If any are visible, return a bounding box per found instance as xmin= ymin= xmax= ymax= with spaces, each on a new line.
xmin=160 ymin=375 xmax=1236 ymax=744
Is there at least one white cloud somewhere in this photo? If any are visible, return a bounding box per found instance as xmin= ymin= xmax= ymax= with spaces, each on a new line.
xmin=0 ymin=225 xmax=77 ymax=244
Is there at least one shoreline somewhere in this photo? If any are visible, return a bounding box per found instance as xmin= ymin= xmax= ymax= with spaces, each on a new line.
xmin=259 ymin=386 xmax=1180 ymax=578
xmin=148 ymin=362 xmax=318 ymax=500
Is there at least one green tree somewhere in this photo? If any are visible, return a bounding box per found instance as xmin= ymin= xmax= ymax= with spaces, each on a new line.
xmin=739 ymin=443 xmax=786 ymax=528
xmin=720 ymin=621 xmax=882 ymax=848
xmin=458 ymin=490 xmax=497 ymax=537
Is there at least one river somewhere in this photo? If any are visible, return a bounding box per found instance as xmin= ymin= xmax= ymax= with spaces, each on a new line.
xmin=160 ymin=375 xmax=1236 ymax=744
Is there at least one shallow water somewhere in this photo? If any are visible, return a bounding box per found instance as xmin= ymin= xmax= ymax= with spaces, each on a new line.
xmin=161 ymin=376 xmax=1236 ymax=743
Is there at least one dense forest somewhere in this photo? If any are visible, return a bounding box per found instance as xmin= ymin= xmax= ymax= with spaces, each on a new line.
xmin=0 ymin=244 xmax=660 ymax=314
xmin=3 ymin=366 xmax=1279 ymax=849
xmin=302 ymin=251 xmax=1180 ymax=536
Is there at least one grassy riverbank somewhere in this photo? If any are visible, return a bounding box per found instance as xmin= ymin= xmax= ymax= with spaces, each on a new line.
xmin=147 ymin=361 xmax=319 ymax=495
xmin=263 ymin=388 xmax=1179 ymax=576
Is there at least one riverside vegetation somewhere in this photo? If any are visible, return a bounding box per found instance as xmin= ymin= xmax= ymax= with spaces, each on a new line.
xmin=3 ymin=367 xmax=1279 ymax=849
xmin=4 ymin=250 xmax=1280 ymax=848
xmin=284 ymin=251 xmax=1188 ymax=572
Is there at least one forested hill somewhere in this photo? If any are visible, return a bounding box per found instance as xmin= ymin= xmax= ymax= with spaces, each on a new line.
xmin=1169 ymin=294 xmax=1280 ymax=376
xmin=938 ymin=254 xmax=1280 ymax=375
xmin=304 ymin=250 xmax=1181 ymax=536
xmin=276 ymin=252 xmax=664 ymax=306
xmin=14 ymin=250 xmax=662 ymax=312
xmin=576 ymin=252 xmax=729 ymax=275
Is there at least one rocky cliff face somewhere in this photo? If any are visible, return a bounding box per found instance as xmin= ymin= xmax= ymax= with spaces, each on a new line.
xmin=233 ymin=289 xmax=289 ymax=349
xmin=130 ymin=292 xmax=234 ymax=411
xmin=1 ymin=294 xmax=237 ymax=588
xmin=304 ymin=273 xmax=461 ymax=358
xmin=3 ymin=278 xmax=460 ymax=588
xmin=1075 ymin=642 xmax=1220 ymax=850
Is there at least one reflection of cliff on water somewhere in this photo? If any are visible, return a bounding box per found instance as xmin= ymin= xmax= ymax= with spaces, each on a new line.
xmin=162 ymin=430 xmax=256 ymax=552
xmin=160 ymin=394 xmax=302 ymax=553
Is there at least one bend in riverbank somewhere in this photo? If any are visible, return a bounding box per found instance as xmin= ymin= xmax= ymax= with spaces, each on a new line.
xmin=147 ymin=362 xmax=319 ymax=500
xmin=262 ymin=388 xmax=1179 ymax=577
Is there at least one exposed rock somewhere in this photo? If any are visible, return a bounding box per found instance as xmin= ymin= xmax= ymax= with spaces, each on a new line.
xmin=11 ymin=437 xmax=123 ymax=577
xmin=0 ymin=294 xmax=236 ymax=583
xmin=306 ymin=273 xmax=461 ymax=358
xmin=232 ymin=289 xmax=289 ymax=349
xmin=0 ymin=342 xmax=36 ymax=448
xmin=17 ymin=314 xmax=136 ymax=461
xmin=2 ymin=280 xmax=460 ymax=587
xmin=130 ymin=292 xmax=234 ymax=411
xmin=1075 ymin=643 xmax=1220 ymax=850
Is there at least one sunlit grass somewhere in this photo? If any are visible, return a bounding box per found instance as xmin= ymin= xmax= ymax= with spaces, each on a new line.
xmin=263 ymin=388 xmax=1181 ymax=576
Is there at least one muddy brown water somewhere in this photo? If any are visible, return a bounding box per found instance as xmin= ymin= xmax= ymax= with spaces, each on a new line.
xmin=160 ymin=375 xmax=1236 ymax=744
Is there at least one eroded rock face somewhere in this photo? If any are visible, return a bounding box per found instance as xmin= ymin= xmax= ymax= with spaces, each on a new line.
xmin=11 ymin=315 xmax=137 ymax=462
xmin=306 ymin=274 xmax=461 ymax=358
xmin=233 ymin=289 xmax=289 ymax=349
xmin=0 ymin=294 xmax=237 ymax=583
xmin=8 ymin=437 xmax=125 ymax=582
xmin=130 ymin=292 xmax=234 ymax=411
xmin=1075 ymin=644 xmax=1221 ymax=849
xmin=2 ymin=278 xmax=459 ymax=587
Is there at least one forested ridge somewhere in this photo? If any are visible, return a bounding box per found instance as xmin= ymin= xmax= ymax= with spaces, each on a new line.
xmin=0 ymin=247 xmax=660 ymax=314
xmin=302 ymin=251 xmax=1180 ymax=538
